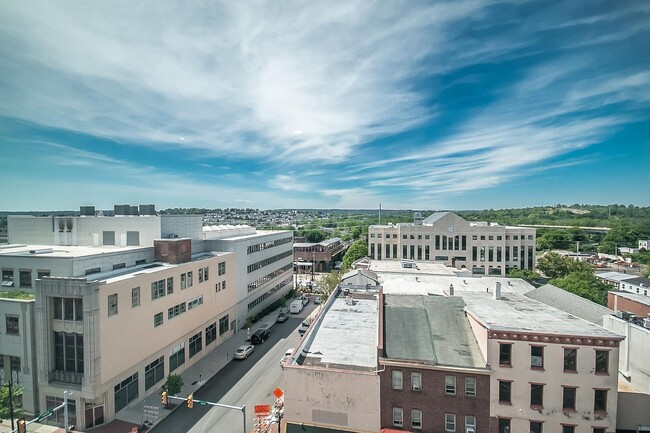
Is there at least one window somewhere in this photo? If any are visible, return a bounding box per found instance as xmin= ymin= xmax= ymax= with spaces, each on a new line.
xmin=498 ymin=380 xmax=511 ymax=403
xmin=392 ymin=407 xmax=403 ymax=427
xmin=222 ymin=280 xmax=226 ymax=291
xmin=465 ymin=377 xmax=476 ymax=397
xmin=188 ymin=296 xmax=203 ymax=310
xmin=37 ymin=270 xmax=51 ymax=279
xmin=151 ymin=280 xmax=165 ymax=300
xmin=168 ymin=302 xmax=186 ymax=319
xmin=53 ymin=331 xmax=84 ymax=373
xmin=498 ymin=418 xmax=510 ymax=433
xmin=169 ymin=344 xmax=185 ymax=372
xmin=563 ymin=387 xmax=576 ymax=410
xmin=530 ymin=383 xmax=544 ymax=407
xmin=206 ymin=323 xmax=217 ymax=346
xmin=187 ymin=271 xmax=193 ymax=287
xmin=445 ymin=413 xmax=456 ymax=432
xmin=102 ymin=231 xmax=115 ymax=245
xmin=531 ymin=346 xmax=544 ymax=368
xmin=2 ymin=269 xmax=14 ymax=287
xmin=131 ymin=287 xmax=140 ymax=308
xmin=593 ymin=429 xmax=606 ymax=433
xmin=19 ymin=270 xmax=31 ymax=287
xmin=411 ymin=372 xmax=421 ymax=391
xmin=126 ymin=231 xmax=140 ymax=246
xmin=594 ymin=389 xmax=607 ymax=412
xmin=113 ymin=263 xmax=125 ymax=270
xmin=530 ymin=421 xmax=543 ymax=433
xmin=562 ymin=426 xmax=576 ymax=433
xmin=181 ymin=273 xmax=187 ymax=289
xmin=595 ymin=350 xmax=609 ymax=373
xmin=108 ymin=294 xmax=118 ymax=317
xmin=219 ymin=315 xmax=229 ymax=336
xmin=465 ymin=416 xmax=476 ymax=433
xmin=564 ymin=348 xmax=577 ymax=372
xmin=411 ymin=409 xmax=422 ymax=429
xmin=445 ymin=375 xmax=456 ymax=395
xmin=166 ymin=277 xmax=173 ymax=295
xmin=10 ymin=355 xmax=21 ymax=371
xmin=144 ymin=356 xmax=164 ymax=391
xmin=6 ymin=316 xmax=19 ymax=335
xmin=499 ymin=343 xmax=512 ymax=365
xmin=189 ymin=332 xmax=202 ymax=358
xmin=218 ymin=261 xmax=226 ymax=275
xmin=153 ymin=312 xmax=163 ymax=328
xmin=392 ymin=370 xmax=403 ymax=390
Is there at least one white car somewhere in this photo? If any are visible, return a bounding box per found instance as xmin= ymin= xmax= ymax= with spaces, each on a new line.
xmin=234 ymin=344 xmax=255 ymax=360
xmin=280 ymin=348 xmax=294 ymax=365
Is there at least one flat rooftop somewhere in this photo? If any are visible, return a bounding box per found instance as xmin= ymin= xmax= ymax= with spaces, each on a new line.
xmin=609 ymin=290 xmax=650 ymax=307
xmin=384 ymin=295 xmax=486 ymax=368
xmin=595 ymin=271 xmax=637 ymax=282
xmin=209 ymin=229 xmax=292 ymax=241
xmin=297 ymin=293 xmax=378 ymax=370
xmin=464 ymin=292 xmax=624 ymax=339
xmin=0 ymin=244 xmax=149 ymax=258
xmin=368 ymin=260 xmax=458 ymax=276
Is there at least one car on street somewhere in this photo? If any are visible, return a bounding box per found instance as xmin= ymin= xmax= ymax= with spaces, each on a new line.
xmin=314 ymin=297 xmax=322 ymax=305
xmin=276 ymin=312 xmax=288 ymax=323
xmin=250 ymin=328 xmax=270 ymax=344
xmin=234 ymin=344 xmax=255 ymax=360
xmin=301 ymin=294 xmax=310 ymax=305
xmin=298 ymin=320 xmax=311 ymax=336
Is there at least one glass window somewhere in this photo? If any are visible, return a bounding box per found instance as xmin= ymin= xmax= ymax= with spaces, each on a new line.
xmin=411 ymin=409 xmax=422 ymax=429
xmin=531 ymin=383 xmax=544 ymax=407
xmin=499 ymin=343 xmax=512 ymax=365
xmin=189 ymin=331 xmax=202 ymax=358
xmin=564 ymin=348 xmax=577 ymax=372
xmin=392 ymin=370 xmax=403 ymax=390
xmin=153 ymin=312 xmax=163 ymax=328
xmin=219 ymin=315 xmax=229 ymax=335
xmin=465 ymin=377 xmax=476 ymax=397
xmin=393 ymin=407 xmax=403 ymax=427
xmin=411 ymin=372 xmax=421 ymax=391
xmin=530 ymin=421 xmax=543 ymax=433
xmin=445 ymin=413 xmax=456 ymax=432
xmin=595 ymin=350 xmax=608 ymax=373
xmin=498 ymin=418 xmax=510 ymax=433
xmin=465 ymin=416 xmax=476 ymax=432
xmin=593 ymin=429 xmax=606 ymax=433
xmin=445 ymin=375 xmax=456 ymax=395
xmin=108 ymin=294 xmax=118 ymax=317
xmin=166 ymin=277 xmax=174 ymax=295
xmin=594 ymin=389 xmax=607 ymax=412
xmin=6 ymin=316 xmax=19 ymax=335
xmin=131 ymin=287 xmax=140 ymax=308
xmin=19 ymin=270 xmax=31 ymax=287
xmin=531 ymin=346 xmax=544 ymax=368
xmin=562 ymin=426 xmax=575 ymax=433
xmin=563 ymin=387 xmax=576 ymax=410
xmin=498 ymin=380 xmax=511 ymax=403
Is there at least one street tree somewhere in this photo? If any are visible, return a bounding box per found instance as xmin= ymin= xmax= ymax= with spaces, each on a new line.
xmin=537 ymin=252 xmax=591 ymax=279
xmin=342 ymin=240 xmax=368 ymax=270
xmin=0 ymin=382 xmax=23 ymax=420
xmin=161 ymin=374 xmax=184 ymax=407
xmin=549 ymin=271 xmax=609 ymax=305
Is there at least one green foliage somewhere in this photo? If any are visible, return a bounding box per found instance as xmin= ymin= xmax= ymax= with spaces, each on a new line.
xmin=537 ymin=252 xmax=592 ymax=279
xmin=0 ymin=382 xmax=24 ymax=419
xmin=550 ymin=271 xmax=609 ymax=305
xmin=342 ymin=240 xmax=368 ymax=270
xmin=162 ymin=374 xmax=184 ymax=396
xmin=294 ymin=229 xmax=327 ymax=243
xmin=0 ymin=291 xmax=35 ymax=300
xmin=318 ymin=271 xmax=341 ymax=299
xmin=506 ymin=268 xmax=542 ymax=282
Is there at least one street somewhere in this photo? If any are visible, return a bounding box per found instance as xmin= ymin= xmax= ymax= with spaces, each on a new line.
xmin=150 ymin=303 xmax=317 ymax=433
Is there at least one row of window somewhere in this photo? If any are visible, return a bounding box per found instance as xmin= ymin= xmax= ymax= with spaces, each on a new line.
xmin=499 ymin=344 xmax=609 ymax=373
xmin=101 ymin=230 xmax=140 ymax=246
xmin=391 ymin=371 xmax=477 ymax=396
xmin=1 ymin=269 xmax=50 ymax=288
xmin=373 ymin=233 xmax=533 ymax=241
xmin=497 ymin=418 xmax=606 ymax=433
xmin=498 ymin=380 xmax=609 ymax=412
xmin=247 ymin=250 xmax=292 ymax=274
xmin=392 ymin=408 xmax=476 ymax=432
xmin=247 ymin=237 xmax=292 ymax=254
xmin=247 ymin=277 xmax=292 ymax=312
xmin=247 ymin=263 xmax=292 ymax=292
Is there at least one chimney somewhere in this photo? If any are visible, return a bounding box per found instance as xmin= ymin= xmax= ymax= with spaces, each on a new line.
xmin=493 ymin=282 xmax=502 ymax=300
xmin=449 ymin=284 xmax=454 ymax=296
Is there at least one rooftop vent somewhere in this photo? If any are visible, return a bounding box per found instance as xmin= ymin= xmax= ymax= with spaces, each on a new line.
xmin=80 ymin=206 xmax=95 ymax=216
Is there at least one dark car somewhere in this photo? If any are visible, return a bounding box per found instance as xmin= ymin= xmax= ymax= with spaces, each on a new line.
xmin=250 ymin=329 xmax=270 ymax=344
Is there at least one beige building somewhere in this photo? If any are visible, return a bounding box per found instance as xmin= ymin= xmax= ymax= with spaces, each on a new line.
xmin=368 ymin=211 xmax=536 ymax=276
xmin=34 ymin=243 xmax=236 ymax=429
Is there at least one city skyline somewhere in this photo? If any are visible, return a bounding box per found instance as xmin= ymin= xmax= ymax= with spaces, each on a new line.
xmin=1 ymin=1 xmax=649 ymax=211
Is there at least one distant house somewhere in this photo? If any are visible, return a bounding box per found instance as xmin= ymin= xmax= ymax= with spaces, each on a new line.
xmin=595 ymin=271 xmax=636 ymax=289
xmin=619 ymin=276 xmax=650 ymax=297
xmin=638 ymin=240 xmax=650 ymax=250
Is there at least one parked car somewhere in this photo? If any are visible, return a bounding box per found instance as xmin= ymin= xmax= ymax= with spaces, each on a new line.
xmin=298 ymin=320 xmax=311 ymax=336
xmin=314 ymin=297 xmax=322 ymax=305
xmin=234 ymin=344 xmax=255 ymax=360
xmin=280 ymin=348 xmax=294 ymax=365
xmin=276 ymin=313 xmax=288 ymax=323
xmin=301 ymin=294 xmax=309 ymax=306
xmin=250 ymin=328 xmax=270 ymax=344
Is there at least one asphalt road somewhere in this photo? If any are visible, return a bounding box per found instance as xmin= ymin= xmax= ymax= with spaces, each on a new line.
xmin=150 ymin=303 xmax=316 ymax=433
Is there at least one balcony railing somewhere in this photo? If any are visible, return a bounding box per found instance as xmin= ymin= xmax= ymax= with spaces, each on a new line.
xmin=49 ymin=370 xmax=83 ymax=385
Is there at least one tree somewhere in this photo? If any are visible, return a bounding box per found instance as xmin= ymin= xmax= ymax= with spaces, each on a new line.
xmin=161 ymin=374 xmax=184 ymax=407
xmin=0 ymin=382 xmax=23 ymax=420
xmin=550 ymin=271 xmax=609 ymax=305
xmin=342 ymin=240 xmax=368 ymax=270
xmin=506 ymin=268 xmax=542 ymax=282
xmin=318 ymin=270 xmax=341 ymax=300
xmin=537 ymin=252 xmax=591 ymax=279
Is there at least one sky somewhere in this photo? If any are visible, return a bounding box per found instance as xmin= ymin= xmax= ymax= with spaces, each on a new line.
xmin=1 ymin=1 xmax=649 ymax=211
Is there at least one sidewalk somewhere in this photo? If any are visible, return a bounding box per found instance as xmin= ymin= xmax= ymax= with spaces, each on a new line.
xmin=114 ymin=305 xmax=285 ymax=429
xmin=0 ymin=306 xmax=285 ymax=433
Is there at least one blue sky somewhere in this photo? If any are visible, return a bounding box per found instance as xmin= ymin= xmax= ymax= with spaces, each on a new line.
xmin=1 ymin=0 xmax=649 ymax=211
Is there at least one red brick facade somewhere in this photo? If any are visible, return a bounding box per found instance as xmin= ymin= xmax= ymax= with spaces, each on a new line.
xmin=154 ymin=238 xmax=191 ymax=264
xmin=380 ymin=363 xmax=490 ymax=433
xmin=608 ymin=292 xmax=650 ymax=317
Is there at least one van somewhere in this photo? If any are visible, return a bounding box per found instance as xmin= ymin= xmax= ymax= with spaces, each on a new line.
xmin=289 ymin=299 xmax=303 ymax=314
xmin=250 ymin=328 xmax=270 ymax=344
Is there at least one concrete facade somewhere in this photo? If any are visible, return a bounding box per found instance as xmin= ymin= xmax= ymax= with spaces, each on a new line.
xmin=368 ymin=212 xmax=536 ymax=276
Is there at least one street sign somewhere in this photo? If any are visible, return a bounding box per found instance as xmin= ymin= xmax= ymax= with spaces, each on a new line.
xmin=273 ymin=388 xmax=284 ymax=399
xmin=254 ymin=404 xmax=271 ymax=415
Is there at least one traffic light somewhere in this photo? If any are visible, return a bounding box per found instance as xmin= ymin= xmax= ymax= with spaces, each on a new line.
xmin=161 ymin=391 xmax=168 ymax=406
xmin=17 ymin=418 xmax=26 ymax=433
xmin=187 ymin=393 xmax=193 ymax=408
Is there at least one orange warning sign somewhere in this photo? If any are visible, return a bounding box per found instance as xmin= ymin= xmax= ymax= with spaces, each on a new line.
xmin=273 ymin=388 xmax=284 ymax=399
xmin=254 ymin=404 xmax=271 ymax=415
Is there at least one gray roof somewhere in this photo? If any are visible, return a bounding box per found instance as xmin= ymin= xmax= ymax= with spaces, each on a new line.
xmin=340 ymin=269 xmax=379 ymax=285
xmin=624 ymin=276 xmax=650 ymax=287
xmin=595 ymin=271 xmax=637 ymax=283
xmin=384 ymin=295 xmax=486 ymax=369
xmin=609 ymin=290 xmax=650 ymax=307
xmin=525 ymin=284 xmax=613 ymax=325
xmin=421 ymin=211 xmax=451 ymax=224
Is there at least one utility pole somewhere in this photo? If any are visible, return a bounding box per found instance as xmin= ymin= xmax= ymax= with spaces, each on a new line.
xmin=8 ymin=379 xmax=16 ymax=431
xmin=64 ymin=390 xmax=70 ymax=433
